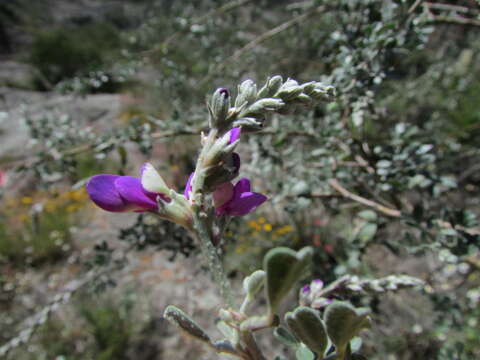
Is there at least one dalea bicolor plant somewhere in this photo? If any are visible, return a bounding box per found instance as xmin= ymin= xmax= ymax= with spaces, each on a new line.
xmin=85 ymin=76 xmax=389 ymax=359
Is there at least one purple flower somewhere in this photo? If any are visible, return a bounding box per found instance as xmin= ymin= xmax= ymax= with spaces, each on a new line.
xmin=86 ymin=163 xmax=168 ymax=213
xmin=184 ymin=166 xmax=266 ymax=217
xmin=183 ymin=127 xmax=266 ymax=216
xmin=215 ymin=178 xmax=267 ymax=216
xmin=229 ymin=127 xmax=241 ymax=144
xmin=301 ymin=284 xmax=311 ymax=294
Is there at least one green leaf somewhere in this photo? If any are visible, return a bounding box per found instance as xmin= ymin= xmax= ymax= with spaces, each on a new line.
xmin=350 ymin=337 xmax=363 ymax=352
xmin=358 ymin=223 xmax=377 ymax=243
xmin=295 ymin=343 xmax=315 ymax=360
xmin=273 ymin=326 xmax=299 ymax=347
xmin=264 ymin=247 xmax=313 ymax=314
xmin=163 ymin=305 xmax=211 ymax=344
xmin=324 ymin=302 xmax=371 ymax=352
xmin=243 ymin=270 xmax=266 ymax=298
xmin=285 ymin=307 xmax=328 ymax=356
xmin=357 ymin=210 xmax=377 ymax=222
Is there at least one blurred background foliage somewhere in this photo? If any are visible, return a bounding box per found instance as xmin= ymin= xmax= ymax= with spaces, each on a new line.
xmin=0 ymin=0 xmax=479 ymax=359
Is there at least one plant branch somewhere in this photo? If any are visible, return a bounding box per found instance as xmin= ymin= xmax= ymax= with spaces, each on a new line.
xmin=143 ymin=0 xmax=253 ymax=56
xmin=328 ymin=179 xmax=402 ymax=218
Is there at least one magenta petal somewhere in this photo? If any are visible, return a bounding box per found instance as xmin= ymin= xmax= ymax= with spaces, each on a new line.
xmin=184 ymin=173 xmax=194 ymax=199
xmin=229 ymin=127 xmax=241 ymax=144
xmin=226 ymin=191 xmax=267 ymax=216
xmin=233 ymin=178 xmax=251 ymax=199
xmin=86 ymin=175 xmax=129 ymax=212
xmin=115 ymin=176 xmax=157 ymax=211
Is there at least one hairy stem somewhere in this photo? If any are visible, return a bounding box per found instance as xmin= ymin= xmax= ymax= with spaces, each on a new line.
xmin=190 ymin=128 xmax=234 ymax=307
xmin=241 ymin=331 xmax=267 ymax=360
xmin=193 ymin=209 xmax=234 ymax=307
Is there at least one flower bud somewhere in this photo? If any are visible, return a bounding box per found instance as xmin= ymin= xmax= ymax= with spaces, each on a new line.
xmin=257 ymin=75 xmax=284 ymax=98
xmin=232 ymin=116 xmax=265 ymax=133
xmin=275 ymin=79 xmax=303 ymax=101
xmin=209 ymin=88 xmax=231 ymax=128
xmin=235 ymin=79 xmax=257 ymax=108
xmin=204 ymin=152 xmax=240 ymax=190
xmin=311 ymin=84 xmax=336 ymax=101
xmin=244 ymin=98 xmax=285 ymax=115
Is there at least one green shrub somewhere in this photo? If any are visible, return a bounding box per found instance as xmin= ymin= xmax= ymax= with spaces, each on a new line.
xmin=0 ymin=189 xmax=88 ymax=267
xmin=28 ymin=23 xmax=121 ymax=90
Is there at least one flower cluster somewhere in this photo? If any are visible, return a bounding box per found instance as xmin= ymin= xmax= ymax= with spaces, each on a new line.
xmin=86 ymin=127 xmax=266 ymax=221
xmin=300 ymin=279 xmax=333 ymax=309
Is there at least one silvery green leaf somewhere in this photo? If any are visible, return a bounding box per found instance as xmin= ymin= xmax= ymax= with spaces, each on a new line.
xmin=243 ymin=270 xmax=266 ymax=298
xmin=324 ymin=302 xmax=371 ymax=351
xmin=273 ymin=326 xmax=299 ymax=347
xmin=164 ymin=305 xmax=211 ymax=344
xmin=295 ymin=343 xmax=315 ymax=360
xmin=285 ymin=306 xmax=328 ymax=356
xmin=264 ymin=247 xmax=313 ymax=314
xmin=351 ymin=337 xmax=363 ymax=352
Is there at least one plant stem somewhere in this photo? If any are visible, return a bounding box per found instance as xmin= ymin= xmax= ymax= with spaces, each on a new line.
xmin=190 ymin=127 xmax=234 ymax=307
xmin=241 ymin=331 xmax=267 ymax=360
xmin=193 ymin=209 xmax=234 ymax=307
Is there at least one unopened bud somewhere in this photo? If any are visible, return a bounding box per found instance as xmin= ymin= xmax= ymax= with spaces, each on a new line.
xmin=244 ymin=98 xmax=284 ymax=115
xmin=276 ymin=79 xmax=303 ymax=101
xmin=311 ymin=84 xmax=336 ymax=101
xmin=232 ymin=116 xmax=265 ymax=133
xmin=210 ymin=88 xmax=231 ymax=128
xmin=235 ymin=79 xmax=257 ymax=108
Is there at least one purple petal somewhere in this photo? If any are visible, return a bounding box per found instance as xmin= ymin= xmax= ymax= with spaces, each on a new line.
xmin=213 ymin=182 xmax=234 ymax=208
xmin=225 ymin=191 xmax=267 ymax=216
xmin=229 ymin=127 xmax=241 ymax=144
xmin=86 ymin=174 xmax=129 ymax=212
xmin=233 ymin=178 xmax=251 ymax=198
xmin=184 ymin=173 xmax=194 ymax=199
xmin=115 ymin=176 xmax=157 ymax=211
xmin=301 ymin=284 xmax=311 ymax=294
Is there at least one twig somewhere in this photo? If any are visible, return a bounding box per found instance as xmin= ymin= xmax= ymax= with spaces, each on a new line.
xmin=224 ymin=5 xmax=324 ymax=66
xmin=142 ymin=0 xmax=253 ymax=56
xmin=201 ymin=4 xmax=326 ymax=85
xmin=427 ymin=15 xmax=480 ymax=26
xmin=408 ymin=0 xmax=424 ymax=14
xmin=423 ymin=2 xmax=479 ymax=15
xmin=328 ymin=179 xmax=402 ymax=217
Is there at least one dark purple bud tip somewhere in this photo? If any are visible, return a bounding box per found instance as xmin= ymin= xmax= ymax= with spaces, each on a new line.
xmin=219 ymin=88 xmax=229 ymax=98
xmin=301 ymin=285 xmax=311 ymax=294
